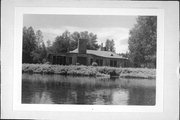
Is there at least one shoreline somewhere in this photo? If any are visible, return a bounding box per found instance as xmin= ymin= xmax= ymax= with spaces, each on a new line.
xmin=22 ymin=64 xmax=156 ymax=79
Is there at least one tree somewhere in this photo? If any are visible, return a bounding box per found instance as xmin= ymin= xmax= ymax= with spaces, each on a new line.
xmin=23 ymin=27 xmax=48 ymax=63
xmin=128 ymin=16 xmax=157 ymax=68
xmin=52 ymin=30 xmax=71 ymax=53
xmin=31 ymin=41 xmax=47 ymax=63
xmin=36 ymin=30 xmax=43 ymax=47
xmin=71 ymin=31 xmax=99 ymax=50
xmin=105 ymin=39 xmax=115 ymax=52
xmin=119 ymin=52 xmax=129 ymax=58
xmin=33 ymin=30 xmax=47 ymax=63
xmin=32 ymin=30 xmax=47 ymax=63
xmin=109 ymin=39 xmax=115 ymax=52
xmin=41 ymin=42 xmax=47 ymax=60
xmin=46 ymin=39 xmax=51 ymax=47
xmin=51 ymin=30 xmax=99 ymax=54
xmin=22 ymin=26 xmax=37 ymax=63
xmin=86 ymin=32 xmax=99 ymax=50
xmin=70 ymin=31 xmax=79 ymax=50
xmin=105 ymin=39 xmax=111 ymax=51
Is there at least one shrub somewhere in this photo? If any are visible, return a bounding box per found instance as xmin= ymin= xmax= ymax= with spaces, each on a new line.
xmin=22 ymin=64 xmax=155 ymax=79
xmin=76 ymin=63 xmax=80 ymax=66
xmin=92 ymin=62 xmax=98 ymax=66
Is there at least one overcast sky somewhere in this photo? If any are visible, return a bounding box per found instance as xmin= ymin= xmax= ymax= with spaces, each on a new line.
xmin=23 ymin=14 xmax=137 ymax=53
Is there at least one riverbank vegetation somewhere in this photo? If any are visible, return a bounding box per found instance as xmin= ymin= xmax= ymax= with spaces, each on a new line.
xmin=22 ymin=64 xmax=155 ymax=79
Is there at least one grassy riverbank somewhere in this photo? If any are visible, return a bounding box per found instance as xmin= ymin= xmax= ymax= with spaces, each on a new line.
xmin=22 ymin=64 xmax=156 ymax=79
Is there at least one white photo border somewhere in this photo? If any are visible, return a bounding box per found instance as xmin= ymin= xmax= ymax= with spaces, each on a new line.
xmin=13 ymin=7 xmax=164 ymax=112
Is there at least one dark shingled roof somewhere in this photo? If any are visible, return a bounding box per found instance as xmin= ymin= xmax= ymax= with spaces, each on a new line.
xmin=70 ymin=49 xmax=128 ymax=59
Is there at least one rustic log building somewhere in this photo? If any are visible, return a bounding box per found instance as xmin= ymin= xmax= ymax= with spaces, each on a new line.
xmin=48 ymin=39 xmax=128 ymax=67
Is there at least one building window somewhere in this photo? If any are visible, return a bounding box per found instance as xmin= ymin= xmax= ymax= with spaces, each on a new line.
xmin=53 ymin=56 xmax=57 ymax=64
xmin=110 ymin=60 xmax=113 ymax=67
xmin=114 ymin=60 xmax=117 ymax=67
xmin=77 ymin=57 xmax=87 ymax=65
xmin=54 ymin=56 xmax=66 ymax=65
xmin=96 ymin=59 xmax=99 ymax=66
xmin=100 ymin=59 xmax=103 ymax=66
xmin=69 ymin=57 xmax=72 ymax=65
xmin=90 ymin=59 xmax=93 ymax=65
xmin=110 ymin=60 xmax=117 ymax=67
xmin=57 ymin=56 xmax=61 ymax=64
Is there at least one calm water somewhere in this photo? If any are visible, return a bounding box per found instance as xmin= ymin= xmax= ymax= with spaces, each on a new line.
xmin=22 ymin=73 xmax=156 ymax=105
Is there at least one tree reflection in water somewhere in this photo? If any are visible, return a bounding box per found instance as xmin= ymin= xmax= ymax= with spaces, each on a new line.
xmin=22 ymin=73 xmax=155 ymax=105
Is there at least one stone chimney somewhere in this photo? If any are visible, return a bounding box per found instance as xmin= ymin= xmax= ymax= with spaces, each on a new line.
xmin=78 ymin=39 xmax=87 ymax=54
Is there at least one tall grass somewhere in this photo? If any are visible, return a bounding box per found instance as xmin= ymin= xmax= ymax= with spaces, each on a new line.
xmin=97 ymin=66 xmax=156 ymax=79
xmin=22 ymin=64 xmax=156 ymax=79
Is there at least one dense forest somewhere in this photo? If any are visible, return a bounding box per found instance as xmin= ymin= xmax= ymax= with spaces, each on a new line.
xmin=23 ymin=16 xmax=157 ymax=68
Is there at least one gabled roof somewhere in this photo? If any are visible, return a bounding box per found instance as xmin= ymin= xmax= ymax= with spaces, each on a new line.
xmin=69 ymin=49 xmax=128 ymax=59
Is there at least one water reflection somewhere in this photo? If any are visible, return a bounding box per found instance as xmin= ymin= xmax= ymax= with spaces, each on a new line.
xmin=22 ymin=73 xmax=156 ymax=105
xmin=112 ymin=89 xmax=129 ymax=105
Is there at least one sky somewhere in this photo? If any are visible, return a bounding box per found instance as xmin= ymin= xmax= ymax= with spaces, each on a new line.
xmin=23 ymin=14 xmax=137 ymax=53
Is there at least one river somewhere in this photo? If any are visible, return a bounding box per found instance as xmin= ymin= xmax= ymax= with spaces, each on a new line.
xmin=22 ymin=73 xmax=156 ymax=105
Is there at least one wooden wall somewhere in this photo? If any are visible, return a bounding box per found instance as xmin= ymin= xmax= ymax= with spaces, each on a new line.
xmin=48 ymin=53 xmax=128 ymax=67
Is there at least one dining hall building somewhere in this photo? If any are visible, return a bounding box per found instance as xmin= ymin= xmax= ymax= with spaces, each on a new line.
xmin=47 ymin=39 xmax=129 ymax=67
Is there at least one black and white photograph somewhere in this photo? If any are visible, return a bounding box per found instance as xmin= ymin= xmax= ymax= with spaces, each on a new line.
xmin=22 ymin=14 xmax=157 ymax=105
xmin=1 ymin=1 xmax=179 ymax=120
